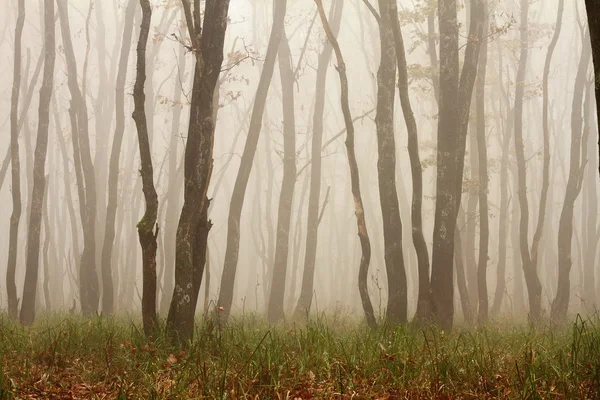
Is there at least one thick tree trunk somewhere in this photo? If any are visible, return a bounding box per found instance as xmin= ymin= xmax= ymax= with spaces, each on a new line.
xmin=101 ymin=0 xmax=137 ymax=316
xmin=218 ymin=0 xmax=287 ymax=322
xmin=430 ymin=0 xmax=484 ymax=330
xmin=57 ymin=0 xmax=99 ymax=315
xmin=7 ymin=0 xmax=25 ymax=319
xmin=551 ymin=39 xmax=591 ymax=322
xmin=19 ymin=0 xmax=55 ymax=326
xmin=375 ymin=0 xmax=408 ymax=325
xmin=584 ymin=1 xmax=600 ymax=177
xmin=266 ymin=31 xmax=297 ymax=323
xmin=133 ymin=0 xmax=159 ymax=336
xmin=314 ymin=0 xmax=376 ymax=328
xmin=294 ymin=0 xmax=343 ymax=320
xmin=167 ymin=0 xmax=231 ymax=343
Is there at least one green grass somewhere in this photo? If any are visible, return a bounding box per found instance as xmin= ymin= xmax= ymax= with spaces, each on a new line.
xmin=0 ymin=313 xmax=599 ymax=399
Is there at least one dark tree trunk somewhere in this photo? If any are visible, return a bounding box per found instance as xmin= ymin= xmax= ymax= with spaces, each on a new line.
xmin=133 ymin=0 xmax=159 ymax=336
xmin=390 ymin=0 xmax=432 ymax=324
xmin=19 ymin=0 xmax=55 ymax=326
xmin=430 ymin=0 xmax=484 ymax=330
xmin=551 ymin=38 xmax=591 ymax=322
xmin=294 ymin=0 xmax=343 ymax=319
xmin=266 ymin=31 xmax=297 ymax=323
xmin=584 ymin=1 xmax=600 ymax=177
xmin=101 ymin=0 xmax=137 ymax=316
xmin=314 ymin=0 xmax=376 ymax=329
xmin=218 ymin=0 xmax=287 ymax=322
xmin=57 ymin=0 xmax=99 ymax=315
xmin=167 ymin=0 xmax=231 ymax=343
xmin=375 ymin=0 xmax=408 ymax=325
xmin=7 ymin=0 xmax=25 ymax=319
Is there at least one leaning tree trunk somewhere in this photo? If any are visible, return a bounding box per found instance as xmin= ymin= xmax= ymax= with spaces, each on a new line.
xmin=218 ymin=0 xmax=287 ymax=322
xmin=6 ymin=0 xmax=25 ymax=319
xmin=294 ymin=0 xmax=343 ymax=320
xmin=430 ymin=0 xmax=484 ymax=330
xmin=389 ymin=0 xmax=432 ymax=324
xmin=19 ymin=0 xmax=55 ymax=326
xmin=57 ymin=0 xmax=99 ymax=315
xmin=101 ymin=0 xmax=137 ymax=316
xmin=475 ymin=4 xmax=489 ymax=324
xmin=584 ymin=1 xmax=600 ymax=177
xmin=266 ymin=31 xmax=297 ymax=323
xmin=375 ymin=0 xmax=408 ymax=325
xmin=513 ymin=0 xmax=543 ymax=322
xmin=167 ymin=0 xmax=231 ymax=343
xmin=314 ymin=0 xmax=376 ymax=328
xmin=133 ymin=0 xmax=159 ymax=336
xmin=551 ymin=38 xmax=591 ymax=322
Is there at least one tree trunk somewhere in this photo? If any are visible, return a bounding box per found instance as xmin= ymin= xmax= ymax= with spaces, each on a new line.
xmin=167 ymin=0 xmax=231 ymax=343
xmin=314 ymin=0 xmax=376 ymax=329
xmin=19 ymin=0 xmax=55 ymax=326
xmin=551 ymin=39 xmax=591 ymax=322
xmin=7 ymin=0 xmax=25 ymax=319
xmin=584 ymin=1 xmax=600 ymax=177
xmin=57 ymin=0 xmax=99 ymax=315
xmin=266 ymin=30 xmax=297 ymax=323
xmin=218 ymin=0 xmax=287 ymax=322
xmin=101 ymin=0 xmax=137 ymax=316
xmin=374 ymin=0 xmax=408 ymax=325
xmin=294 ymin=0 xmax=343 ymax=319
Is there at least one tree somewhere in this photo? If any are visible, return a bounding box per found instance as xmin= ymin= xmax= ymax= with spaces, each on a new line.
xmin=430 ymin=0 xmax=484 ymax=330
xmin=167 ymin=0 xmax=231 ymax=343
xmin=584 ymin=1 xmax=600 ymax=176
xmin=101 ymin=0 xmax=137 ymax=316
xmin=57 ymin=0 xmax=99 ymax=315
xmin=6 ymin=0 xmax=25 ymax=319
xmin=314 ymin=0 xmax=376 ymax=328
xmin=19 ymin=0 xmax=55 ymax=325
xmin=218 ymin=0 xmax=287 ymax=322
xmin=133 ymin=0 xmax=159 ymax=336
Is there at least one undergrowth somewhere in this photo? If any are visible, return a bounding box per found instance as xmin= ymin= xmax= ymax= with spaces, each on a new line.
xmin=0 ymin=312 xmax=599 ymax=399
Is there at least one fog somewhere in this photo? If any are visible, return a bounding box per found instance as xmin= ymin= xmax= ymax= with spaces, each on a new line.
xmin=0 ymin=0 xmax=597 ymax=331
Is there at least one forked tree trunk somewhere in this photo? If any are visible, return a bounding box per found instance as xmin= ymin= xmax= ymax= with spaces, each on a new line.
xmin=551 ymin=39 xmax=591 ymax=322
xmin=267 ymin=31 xmax=297 ymax=323
xmin=101 ymin=0 xmax=137 ymax=316
xmin=314 ymin=0 xmax=376 ymax=329
xmin=294 ymin=0 xmax=343 ymax=320
xmin=133 ymin=0 xmax=159 ymax=336
xmin=19 ymin=0 xmax=55 ymax=326
xmin=167 ymin=0 xmax=231 ymax=343
xmin=218 ymin=0 xmax=287 ymax=322
xmin=57 ymin=0 xmax=99 ymax=315
xmin=6 ymin=0 xmax=25 ymax=319
xmin=375 ymin=0 xmax=408 ymax=325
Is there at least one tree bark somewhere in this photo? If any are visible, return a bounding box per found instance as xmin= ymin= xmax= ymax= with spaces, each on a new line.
xmin=266 ymin=30 xmax=297 ymax=323
xmin=584 ymin=1 xmax=600 ymax=177
xmin=6 ymin=0 xmax=25 ymax=319
xmin=294 ymin=0 xmax=343 ymax=320
xmin=19 ymin=0 xmax=55 ymax=326
xmin=167 ymin=0 xmax=231 ymax=343
xmin=314 ymin=0 xmax=376 ymax=329
xmin=218 ymin=0 xmax=287 ymax=322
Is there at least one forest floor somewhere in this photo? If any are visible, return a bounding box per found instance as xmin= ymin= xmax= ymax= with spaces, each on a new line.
xmin=0 ymin=312 xmax=599 ymax=399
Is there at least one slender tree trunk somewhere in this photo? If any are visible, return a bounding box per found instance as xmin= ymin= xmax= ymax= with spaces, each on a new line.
xmin=294 ymin=0 xmax=343 ymax=319
xmin=551 ymin=39 xmax=591 ymax=322
xmin=314 ymin=0 xmax=376 ymax=328
xmin=6 ymin=0 xmax=25 ymax=319
xmin=57 ymin=0 xmax=99 ymax=315
xmin=133 ymin=0 xmax=158 ymax=336
xmin=267 ymin=30 xmax=297 ymax=323
xmin=218 ymin=0 xmax=287 ymax=322
xmin=19 ymin=0 xmax=55 ymax=325
xmin=101 ymin=0 xmax=137 ymax=316
xmin=375 ymin=0 xmax=408 ymax=325
xmin=475 ymin=6 xmax=489 ymax=324
xmin=167 ymin=0 xmax=231 ymax=343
